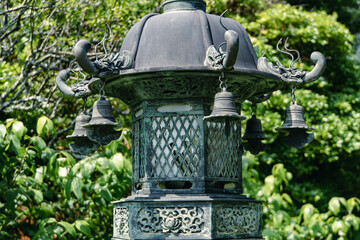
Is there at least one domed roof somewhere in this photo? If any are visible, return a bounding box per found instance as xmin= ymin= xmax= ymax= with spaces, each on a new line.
xmin=88 ymin=0 xmax=282 ymax=106
xmin=120 ymin=0 xmax=259 ymax=72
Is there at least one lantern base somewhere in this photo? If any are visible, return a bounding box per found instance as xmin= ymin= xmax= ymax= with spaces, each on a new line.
xmin=112 ymin=194 xmax=262 ymax=240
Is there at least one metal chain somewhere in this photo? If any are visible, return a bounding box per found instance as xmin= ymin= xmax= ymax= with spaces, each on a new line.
xmin=291 ymin=85 xmax=297 ymax=104
xmin=68 ymin=59 xmax=80 ymax=85
xmin=82 ymin=97 xmax=87 ymax=113
xmin=251 ymin=102 xmax=257 ymax=116
xmin=219 ymin=72 xmax=228 ymax=91
xmin=99 ymin=81 xmax=106 ymax=97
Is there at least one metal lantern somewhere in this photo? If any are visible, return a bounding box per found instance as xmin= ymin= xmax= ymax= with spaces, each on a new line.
xmin=55 ymin=0 xmax=326 ymax=239
xmin=276 ymin=101 xmax=314 ymax=149
xmin=66 ymin=112 xmax=99 ymax=155
xmin=243 ymin=114 xmax=268 ymax=155
xmin=83 ymin=97 xmax=122 ymax=145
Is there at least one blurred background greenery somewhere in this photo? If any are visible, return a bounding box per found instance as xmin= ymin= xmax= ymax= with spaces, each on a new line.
xmin=1 ymin=0 xmax=359 ymax=239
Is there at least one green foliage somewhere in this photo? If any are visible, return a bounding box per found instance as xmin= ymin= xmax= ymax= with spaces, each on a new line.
xmin=1 ymin=0 xmax=359 ymax=239
xmin=0 ymin=117 xmax=132 ymax=239
xmin=236 ymin=2 xmax=360 ymax=202
xmin=243 ymin=157 xmax=360 ymax=240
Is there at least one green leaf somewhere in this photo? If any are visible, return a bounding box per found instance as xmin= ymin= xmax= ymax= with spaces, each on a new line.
xmin=8 ymin=133 xmax=20 ymax=154
xmin=75 ymin=220 xmax=91 ymax=237
xmin=301 ymin=204 xmax=316 ymax=225
xmin=81 ymin=162 xmax=94 ymax=179
xmin=71 ymin=177 xmax=83 ymax=201
xmin=332 ymin=219 xmax=348 ymax=235
xmin=282 ymin=193 xmax=294 ymax=205
xmin=38 ymin=217 xmax=57 ymax=230
xmin=48 ymin=153 xmax=58 ymax=179
xmin=35 ymin=166 xmax=46 ymax=183
xmin=344 ymin=214 xmax=360 ymax=231
xmin=11 ymin=121 xmax=27 ymax=140
xmin=0 ymin=124 xmax=6 ymax=139
xmin=31 ymin=136 xmax=47 ymax=151
xmin=111 ymin=153 xmax=125 ymax=172
xmin=329 ymin=197 xmax=341 ymax=215
xmin=37 ymin=116 xmax=47 ymax=136
xmin=32 ymin=189 xmax=43 ymax=203
xmin=36 ymin=116 xmax=54 ymax=137
xmin=100 ymin=187 xmax=112 ymax=202
xmin=65 ymin=177 xmax=72 ymax=200
xmin=61 ymin=151 xmax=76 ymax=166
xmin=59 ymin=221 xmax=76 ymax=237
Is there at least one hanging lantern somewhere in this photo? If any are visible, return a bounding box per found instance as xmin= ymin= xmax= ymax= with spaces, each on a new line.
xmin=242 ymin=114 xmax=268 ymax=155
xmin=66 ymin=112 xmax=99 ymax=155
xmin=276 ymin=101 xmax=314 ymax=149
xmin=83 ymin=96 xmax=122 ymax=145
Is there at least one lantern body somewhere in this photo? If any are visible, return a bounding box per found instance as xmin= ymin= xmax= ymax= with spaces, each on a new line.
xmin=87 ymin=1 xmax=277 ymax=239
xmin=113 ymin=99 xmax=262 ymax=240
xmin=54 ymin=0 xmax=326 ymax=237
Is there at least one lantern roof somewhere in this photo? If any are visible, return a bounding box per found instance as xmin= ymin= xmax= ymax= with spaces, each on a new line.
xmin=84 ymin=0 xmax=284 ymax=105
xmin=56 ymin=0 xmax=325 ymax=107
xmin=120 ymin=0 xmax=260 ymax=73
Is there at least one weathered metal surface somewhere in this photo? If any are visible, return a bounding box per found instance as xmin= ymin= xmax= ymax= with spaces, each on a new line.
xmin=131 ymin=99 xmax=206 ymax=195
xmin=242 ymin=114 xmax=268 ymax=155
xmin=83 ymin=97 xmax=121 ymax=145
xmin=66 ymin=112 xmax=99 ymax=155
xmin=205 ymin=30 xmax=240 ymax=70
xmin=203 ymin=90 xmax=246 ymax=122
xmin=72 ymin=0 xmax=284 ymax=105
xmin=162 ymin=0 xmax=207 ymax=12
xmin=56 ymin=69 xmax=92 ymax=98
xmin=205 ymin=121 xmax=243 ymax=194
xmin=214 ymin=203 xmax=262 ymax=239
xmin=88 ymin=70 xmax=282 ymax=107
xmin=73 ymin=39 xmax=134 ymax=78
xmin=243 ymin=115 xmax=268 ymax=140
xmin=276 ymin=102 xmax=313 ymax=132
xmin=130 ymin=99 xmax=246 ymax=196
xmin=276 ymin=102 xmax=314 ymax=149
xmin=112 ymin=194 xmax=262 ymax=240
xmin=258 ymin=43 xmax=326 ymax=86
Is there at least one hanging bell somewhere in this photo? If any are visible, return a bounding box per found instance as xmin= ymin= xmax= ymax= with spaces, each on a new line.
xmin=82 ymin=96 xmax=122 ymax=145
xmin=276 ymin=102 xmax=314 ymax=149
xmin=67 ymin=112 xmax=100 ymax=155
xmin=204 ymin=89 xmax=246 ymax=122
xmin=242 ymin=114 xmax=268 ymax=155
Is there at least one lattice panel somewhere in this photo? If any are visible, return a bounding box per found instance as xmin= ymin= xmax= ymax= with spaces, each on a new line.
xmin=206 ymin=122 xmax=242 ymax=178
xmin=150 ymin=115 xmax=200 ymax=178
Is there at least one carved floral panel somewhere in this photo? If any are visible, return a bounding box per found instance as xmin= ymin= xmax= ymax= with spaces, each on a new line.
xmin=114 ymin=207 xmax=129 ymax=239
xmin=216 ymin=205 xmax=260 ymax=235
xmin=138 ymin=207 xmax=205 ymax=234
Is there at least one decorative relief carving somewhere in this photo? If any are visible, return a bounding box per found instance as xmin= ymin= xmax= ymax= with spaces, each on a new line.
xmin=216 ymin=205 xmax=260 ymax=235
xmin=138 ymin=207 xmax=204 ymax=234
xmin=114 ymin=207 xmax=129 ymax=238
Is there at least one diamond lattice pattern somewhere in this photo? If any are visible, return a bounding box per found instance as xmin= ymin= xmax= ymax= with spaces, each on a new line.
xmin=150 ymin=115 xmax=200 ymax=178
xmin=206 ymin=122 xmax=242 ymax=178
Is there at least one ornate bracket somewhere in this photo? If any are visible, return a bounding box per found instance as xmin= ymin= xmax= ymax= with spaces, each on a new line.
xmin=56 ymin=69 xmax=92 ymax=98
xmin=258 ymin=51 xmax=326 ymax=86
xmin=205 ymin=30 xmax=239 ymax=70
xmin=56 ymin=39 xmax=135 ymax=98
xmin=73 ymin=39 xmax=134 ymax=78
